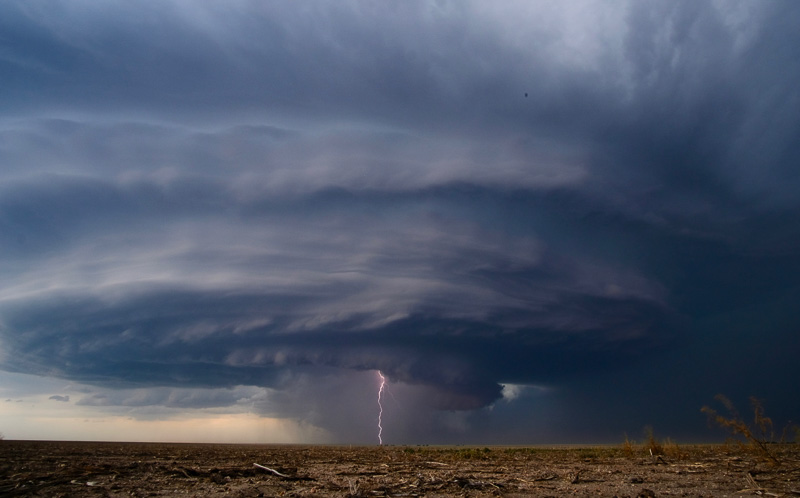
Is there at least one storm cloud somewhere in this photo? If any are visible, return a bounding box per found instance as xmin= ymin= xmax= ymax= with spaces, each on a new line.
xmin=1 ymin=0 xmax=799 ymax=443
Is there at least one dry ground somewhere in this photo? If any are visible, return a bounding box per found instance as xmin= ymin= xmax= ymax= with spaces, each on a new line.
xmin=1 ymin=440 xmax=799 ymax=497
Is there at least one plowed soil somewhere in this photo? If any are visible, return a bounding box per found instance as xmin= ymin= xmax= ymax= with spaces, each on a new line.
xmin=1 ymin=440 xmax=798 ymax=496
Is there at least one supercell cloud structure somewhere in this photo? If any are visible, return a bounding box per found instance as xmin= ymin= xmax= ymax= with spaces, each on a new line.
xmin=1 ymin=0 xmax=799 ymax=443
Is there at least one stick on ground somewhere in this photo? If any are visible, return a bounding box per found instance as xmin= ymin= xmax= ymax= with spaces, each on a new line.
xmin=253 ymin=463 xmax=292 ymax=478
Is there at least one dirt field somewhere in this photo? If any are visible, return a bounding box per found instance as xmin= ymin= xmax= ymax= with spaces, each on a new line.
xmin=1 ymin=440 xmax=798 ymax=497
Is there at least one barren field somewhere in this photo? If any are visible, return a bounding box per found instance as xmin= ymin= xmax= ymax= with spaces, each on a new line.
xmin=1 ymin=440 xmax=798 ymax=497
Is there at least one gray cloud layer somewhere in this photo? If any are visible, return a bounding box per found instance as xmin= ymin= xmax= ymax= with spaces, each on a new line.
xmin=1 ymin=0 xmax=799 ymax=442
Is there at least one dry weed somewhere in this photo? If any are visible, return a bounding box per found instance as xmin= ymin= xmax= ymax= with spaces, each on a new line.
xmin=661 ymin=438 xmax=688 ymax=460
xmin=644 ymin=426 xmax=663 ymax=456
xmin=701 ymin=395 xmax=781 ymax=465
xmin=621 ymin=434 xmax=635 ymax=458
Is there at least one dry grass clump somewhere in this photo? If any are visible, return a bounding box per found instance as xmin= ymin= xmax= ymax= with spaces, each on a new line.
xmin=661 ymin=437 xmax=689 ymax=460
xmin=621 ymin=434 xmax=635 ymax=458
xmin=644 ymin=426 xmax=662 ymax=456
xmin=621 ymin=428 xmax=688 ymax=462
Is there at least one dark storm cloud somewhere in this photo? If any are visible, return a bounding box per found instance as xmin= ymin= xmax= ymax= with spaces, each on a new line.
xmin=1 ymin=0 xmax=799 ymax=442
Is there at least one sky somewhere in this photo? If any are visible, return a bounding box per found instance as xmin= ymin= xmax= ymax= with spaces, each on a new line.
xmin=1 ymin=0 xmax=799 ymax=445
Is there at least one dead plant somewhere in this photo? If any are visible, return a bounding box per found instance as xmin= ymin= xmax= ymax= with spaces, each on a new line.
xmin=622 ymin=433 xmax=635 ymax=458
xmin=701 ymin=395 xmax=781 ymax=465
xmin=661 ymin=437 xmax=688 ymax=460
xmin=644 ymin=426 xmax=663 ymax=456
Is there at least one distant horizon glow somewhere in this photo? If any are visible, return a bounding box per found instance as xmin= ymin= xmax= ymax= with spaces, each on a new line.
xmin=0 ymin=372 xmax=330 ymax=443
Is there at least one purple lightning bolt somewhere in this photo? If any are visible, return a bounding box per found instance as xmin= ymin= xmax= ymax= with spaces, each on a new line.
xmin=377 ymin=371 xmax=386 ymax=445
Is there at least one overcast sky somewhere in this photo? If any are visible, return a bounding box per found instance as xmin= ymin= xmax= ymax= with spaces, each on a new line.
xmin=1 ymin=0 xmax=799 ymax=445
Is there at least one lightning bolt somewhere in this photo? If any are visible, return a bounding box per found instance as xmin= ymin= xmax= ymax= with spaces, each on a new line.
xmin=377 ymin=370 xmax=386 ymax=445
